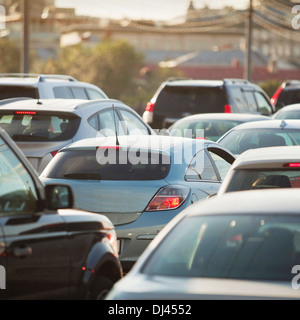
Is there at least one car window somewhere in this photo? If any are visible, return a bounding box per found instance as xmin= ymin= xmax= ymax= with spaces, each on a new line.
xmin=143 ymin=214 xmax=300 ymax=281
xmin=0 ymin=137 xmax=38 ymax=216
xmin=254 ymin=92 xmax=272 ymax=115
xmin=53 ymin=86 xmax=73 ymax=99
xmin=119 ymin=109 xmax=149 ymax=135
xmin=88 ymin=113 xmax=99 ymax=130
xmin=86 ymin=88 xmax=106 ymax=100
xmin=228 ymin=87 xmax=248 ymax=112
xmin=0 ymin=86 xmax=37 ymax=100
xmin=243 ymin=91 xmax=258 ymax=113
xmin=208 ymin=150 xmax=232 ymax=181
xmin=98 ymin=109 xmax=126 ymax=136
xmin=71 ymin=87 xmax=88 ymax=99
xmin=185 ymin=150 xmax=218 ymax=181
xmin=0 ymin=111 xmax=81 ymax=142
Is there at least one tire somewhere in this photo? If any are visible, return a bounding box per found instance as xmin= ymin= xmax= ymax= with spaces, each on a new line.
xmin=90 ymin=276 xmax=114 ymax=300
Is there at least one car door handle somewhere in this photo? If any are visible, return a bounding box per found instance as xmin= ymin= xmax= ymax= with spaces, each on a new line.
xmin=13 ymin=246 xmax=32 ymax=258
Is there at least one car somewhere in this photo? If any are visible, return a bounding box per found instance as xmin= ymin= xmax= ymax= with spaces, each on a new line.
xmin=271 ymin=80 xmax=300 ymax=112
xmin=168 ymin=113 xmax=270 ymax=142
xmin=106 ymin=189 xmax=300 ymax=300
xmin=0 ymin=98 xmax=155 ymax=174
xmin=142 ymin=78 xmax=274 ymax=129
xmin=0 ymin=127 xmax=122 ymax=300
xmin=40 ymin=135 xmax=235 ymax=272
xmin=0 ymin=73 xmax=108 ymax=101
xmin=272 ymin=103 xmax=300 ymax=120
xmin=217 ymin=146 xmax=300 ymax=196
xmin=217 ymin=119 xmax=300 ymax=156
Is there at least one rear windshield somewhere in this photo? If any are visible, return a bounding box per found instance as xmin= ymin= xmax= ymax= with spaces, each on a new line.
xmin=226 ymin=169 xmax=300 ymax=192
xmin=0 ymin=86 xmax=37 ymax=100
xmin=219 ymin=128 xmax=300 ymax=155
xmin=155 ymin=85 xmax=226 ymax=115
xmin=0 ymin=111 xmax=80 ymax=141
xmin=277 ymin=89 xmax=300 ymax=107
xmin=43 ymin=149 xmax=171 ymax=181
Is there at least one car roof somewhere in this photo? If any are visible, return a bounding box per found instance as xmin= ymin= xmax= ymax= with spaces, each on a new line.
xmin=0 ymin=98 xmax=119 ymax=112
xmin=229 ymin=119 xmax=300 ymax=130
xmin=172 ymin=113 xmax=270 ymax=123
xmin=164 ymin=80 xmax=224 ymax=87
xmin=61 ymin=134 xmax=207 ymax=152
xmin=231 ymin=146 xmax=300 ymax=170
xmin=0 ymin=74 xmax=78 ymax=85
xmin=185 ymin=189 xmax=300 ymax=217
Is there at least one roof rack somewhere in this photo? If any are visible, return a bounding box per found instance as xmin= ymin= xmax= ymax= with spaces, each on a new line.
xmin=0 ymin=73 xmax=77 ymax=82
xmin=223 ymin=79 xmax=250 ymax=85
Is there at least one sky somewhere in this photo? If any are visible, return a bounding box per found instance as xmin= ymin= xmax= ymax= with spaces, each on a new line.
xmin=55 ymin=0 xmax=250 ymax=21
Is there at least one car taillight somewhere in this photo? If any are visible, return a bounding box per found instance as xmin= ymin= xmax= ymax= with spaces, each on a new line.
xmin=146 ymin=185 xmax=190 ymax=211
xmin=284 ymin=163 xmax=300 ymax=168
xmin=51 ymin=150 xmax=59 ymax=157
xmin=224 ymin=105 xmax=233 ymax=113
xmin=107 ymin=230 xmax=119 ymax=257
xmin=145 ymin=101 xmax=156 ymax=112
xmin=271 ymin=86 xmax=283 ymax=106
xmin=15 ymin=111 xmax=37 ymax=115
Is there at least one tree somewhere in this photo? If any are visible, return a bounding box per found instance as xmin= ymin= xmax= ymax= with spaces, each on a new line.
xmin=0 ymin=38 xmax=20 ymax=72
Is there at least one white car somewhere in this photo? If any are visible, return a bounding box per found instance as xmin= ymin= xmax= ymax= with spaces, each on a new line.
xmin=0 ymin=73 xmax=108 ymax=101
xmin=0 ymin=98 xmax=155 ymax=173
xmin=217 ymin=146 xmax=300 ymax=196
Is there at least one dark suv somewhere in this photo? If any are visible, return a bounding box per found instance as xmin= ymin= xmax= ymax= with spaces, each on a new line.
xmin=0 ymin=128 xmax=122 ymax=300
xmin=143 ymin=78 xmax=274 ymax=129
xmin=271 ymin=80 xmax=300 ymax=111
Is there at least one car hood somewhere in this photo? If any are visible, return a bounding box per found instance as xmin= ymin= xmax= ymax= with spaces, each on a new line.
xmin=106 ymin=274 xmax=300 ymax=300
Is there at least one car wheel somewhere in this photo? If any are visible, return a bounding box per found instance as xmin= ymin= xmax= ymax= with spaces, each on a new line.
xmin=90 ymin=276 xmax=114 ymax=300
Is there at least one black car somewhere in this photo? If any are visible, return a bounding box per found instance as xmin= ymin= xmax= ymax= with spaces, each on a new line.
xmin=143 ymin=78 xmax=274 ymax=129
xmin=271 ymin=80 xmax=300 ymax=112
xmin=0 ymin=128 xmax=122 ymax=300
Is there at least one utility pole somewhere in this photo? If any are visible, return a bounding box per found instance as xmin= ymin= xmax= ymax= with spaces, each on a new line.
xmin=20 ymin=0 xmax=30 ymax=73
xmin=244 ymin=0 xmax=253 ymax=81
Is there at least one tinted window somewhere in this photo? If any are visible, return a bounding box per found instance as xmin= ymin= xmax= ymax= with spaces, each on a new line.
xmin=228 ymin=87 xmax=248 ymax=112
xmin=277 ymin=89 xmax=300 ymax=107
xmin=71 ymin=87 xmax=88 ymax=99
xmin=0 ymin=137 xmax=38 ymax=216
xmin=53 ymin=86 xmax=73 ymax=99
xmin=243 ymin=91 xmax=257 ymax=112
xmin=0 ymin=86 xmax=37 ymax=100
xmin=43 ymin=149 xmax=170 ymax=181
xmin=0 ymin=112 xmax=80 ymax=142
xmin=143 ymin=214 xmax=300 ymax=281
xmin=156 ymin=86 xmax=226 ymax=115
xmin=219 ymin=129 xmax=300 ymax=155
xmin=254 ymin=92 xmax=272 ymax=115
xmin=226 ymin=169 xmax=300 ymax=192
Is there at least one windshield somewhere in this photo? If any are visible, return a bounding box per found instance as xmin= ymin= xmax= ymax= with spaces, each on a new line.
xmin=143 ymin=215 xmax=300 ymax=281
xmin=226 ymin=169 xmax=300 ymax=192
xmin=170 ymin=119 xmax=241 ymax=142
xmin=0 ymin=112 xmax=80 ymax=142
xmin=42 ymin=148 xmax=171 ymax=181
xmin=219 ymin=128 xmax=300 ymax=154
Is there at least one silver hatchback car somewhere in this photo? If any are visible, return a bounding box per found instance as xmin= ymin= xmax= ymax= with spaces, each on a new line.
xmin=0 ymin=98 xmax=155 ymax=173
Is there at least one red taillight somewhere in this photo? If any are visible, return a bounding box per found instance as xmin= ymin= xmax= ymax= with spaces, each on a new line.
xmin=145 ymin=101 xmax=156 ymax=112
xmin=51 ymin=150 xmax=59 ymax=157
xmin=146 ymin=185 xmax=190 ymax=211
xmin=15 ymin=111 xmax=37 ymax=115
xmin=287 ymin=163 xmax=300 ymax=168
xmin=271 ymin=86 xmax=283 ymax=106
xmin=224 ymin=105 xmax=233 ymax=113
xmin=98 ymin=146 xmax=120 ymax=149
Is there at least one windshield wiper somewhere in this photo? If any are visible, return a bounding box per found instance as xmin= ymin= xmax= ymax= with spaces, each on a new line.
xmin=63 ymin=172 xmax=101 ymax=180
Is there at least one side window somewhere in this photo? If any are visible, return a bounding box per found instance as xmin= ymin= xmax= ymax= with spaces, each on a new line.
xmin=71 ymin=87 xmax=88 ymax=99
xmin=243 ymin=91 xmax=258 ymax=112
xmin=229 ymin=87 xmax=248 ymax=112
xmin=0 ymin=137 xmax=38 ymax=215
xmin=98 ymin=109 xmax=126 ymax=136
xmin=119 ymin=109 xmax=149 ymax=135
xmin=208 ymin=150 xmax=232 ymax=181
xmin=254 ymin=92 xmax=272 ymax=115
xmin=88 ymin=114 xmax=99 ymax=130
xmin=185 ymin=150 xmax=218 ymax=182
xmin=86 ymin=88 xmax=106 ymax=100
xmin=53 ymin=86 xmax=73 ymax=99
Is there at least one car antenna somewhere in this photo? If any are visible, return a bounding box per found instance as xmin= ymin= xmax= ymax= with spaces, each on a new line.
xmin=35 ymin=87 xmax=42 ymax=105
xmin=112 ymin=104 xmax=120 ymax=146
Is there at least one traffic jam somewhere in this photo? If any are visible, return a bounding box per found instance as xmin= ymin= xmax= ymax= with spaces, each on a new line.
xmin=0 ymin=74 xmax=299 ymax=301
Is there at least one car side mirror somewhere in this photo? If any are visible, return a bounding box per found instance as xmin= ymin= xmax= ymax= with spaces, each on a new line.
xmin=45 ymin=185 xmax=74 ymax=210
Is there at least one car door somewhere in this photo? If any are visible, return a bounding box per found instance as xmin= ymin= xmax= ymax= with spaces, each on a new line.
xmin=0 ymin=136 xmax=70 ymax=300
